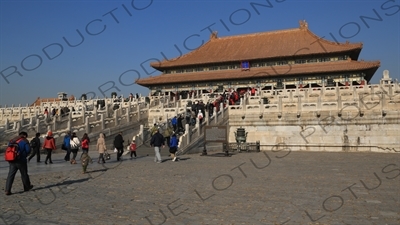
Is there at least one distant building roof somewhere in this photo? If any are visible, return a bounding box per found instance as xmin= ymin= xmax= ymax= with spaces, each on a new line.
xmin=30 ymin=95 xmax=75 ymax=107
xmin=150 ymin=21 xmax=363 ymax=70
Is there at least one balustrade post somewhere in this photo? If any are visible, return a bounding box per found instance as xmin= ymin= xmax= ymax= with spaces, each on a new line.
xmin=19 ymin=108 xmax=23 ymax=120
xmin=5 ymin=118 xmax=9 ymax=130
xmin=93 ymin=101 xmax=98 ymax=119
xmin=15 ymin=121 xmax=20 ymax=132
xmin=185 ymin=123 xmax=190 ymax=145
xmin=105 ymin=98 xmax=109 ymax=117
xmin=137 ymin=105 xmax=141 ymax=121
xmin=85 ymin=116 xmax=90 ymax=133
xmin=140 ymin=124 xmax=144 ymax=145
xmin=67 ymin=112 xmax=72 ymax=131
xmin=206 ymin=107 xmax=209 ymax=125
xmin=114 ymin=109 xmax=119 ymax=126
xmin=100 ymin=114 xmax=105 ymax=130
xmin=126 ymin=102 xmax=131 ymax=123
xmin=220 ymin=103 xmax=224 ymax=119
xmin=82 ymin=104 xmax=86 ymax=123
xmin=29 ymin=115 xmax=34 ymax=127
xmin=36 ymin=118 xmax=40 ymax=133
xmin=52 ymin=116 xmax=57 ymax=131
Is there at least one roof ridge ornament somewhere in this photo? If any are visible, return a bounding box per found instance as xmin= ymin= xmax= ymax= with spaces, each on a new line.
xmin=210 ymin=31 xmax=218 ymax=40
xmin=299 ymin=20 xmax=308 ymax=29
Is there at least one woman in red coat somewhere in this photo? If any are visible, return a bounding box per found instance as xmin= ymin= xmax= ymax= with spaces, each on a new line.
xmin=43 ymin=131 xmax=56 ymax=164
xmin=81 ymin=133 xmax=90 ymax=155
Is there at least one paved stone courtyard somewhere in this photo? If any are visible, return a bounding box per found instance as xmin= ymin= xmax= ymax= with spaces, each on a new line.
xmin=1 ymin=147 xmax=399 ymax=225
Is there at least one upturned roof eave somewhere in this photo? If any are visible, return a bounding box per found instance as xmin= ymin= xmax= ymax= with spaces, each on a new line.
xmin=137 ymin=60 xmax=380 ymax=87
xmin=150 ymin=48 xmax=364 ymax=71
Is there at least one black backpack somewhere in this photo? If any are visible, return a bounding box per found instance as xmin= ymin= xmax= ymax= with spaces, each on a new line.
xmin=30 ymin=138 xmax=38 ymax=149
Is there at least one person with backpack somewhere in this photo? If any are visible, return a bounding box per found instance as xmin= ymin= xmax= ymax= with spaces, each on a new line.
xmin=5 ymin=131 xmax=34 ymax=195
xmin=69 ymin=132 xmax=80 ymax=164
xmin=171 ymin=116 xmax=178 ymax=132
xmin=163 ymin=125 xmax=173 ymax=147
xmin=28 ymin=132 xmax=41 ymax=163
xmin=150 ymin=123 xmax=158 ymax=137
xmin=169 ymin=133 xmax=179 ymax=162
xmin=63 ymin=131 xmax=72 ymax=162
xmin=43 ymin=131 xmax=56 ymax=164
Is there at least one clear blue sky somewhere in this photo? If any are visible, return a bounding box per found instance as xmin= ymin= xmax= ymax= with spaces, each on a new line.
xmin=1 ymin=0 xmax=399 ymax=106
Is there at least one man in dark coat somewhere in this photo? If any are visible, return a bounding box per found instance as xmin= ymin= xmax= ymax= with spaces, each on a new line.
xmin=177 ymin=114 xmax=184 ymax=133
xmin=150 ymin=129 xmax=165 ymax=163
xmin=28 ymin=132 xmax=41 ymax=163
xmin=114 ymin=132 xmax=124 ymax=161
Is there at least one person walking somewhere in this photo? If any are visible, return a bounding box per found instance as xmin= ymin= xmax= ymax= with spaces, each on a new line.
xmin=81 ymin=133 xmax=90 ymax=155
xmin=69 ymin=132 xmax=80 ymax=164
xmin=28 ymin=132 xmax=41 ymax=163
xmin=163 ymin=125 xmax=173 ymax=147
xmin=96 ymin=133 xmax=106 ymax=163
xmin=177 ymin=115 xmax=184 ymax=133
xmin=169 ymin=133 xmax=179 ymax=162
xmin=43 ymin=131 xmax=56 ymax=164
xmin=150 ymin=129 xmax=165 ymax=163
xmin=171 ymin=116 xmax=178 ymax=132
xmin=63 ymin=131 xmax=72 ymax=162
xmin=113 ymin=132 xmax=124 ymax=161
xmin=129 ymin=140 xmax=137 ymax=159
xmin=5 ymin=131 xmax=34 ymax=195
xmin=150 ymin=123 xmax=158 ymax=137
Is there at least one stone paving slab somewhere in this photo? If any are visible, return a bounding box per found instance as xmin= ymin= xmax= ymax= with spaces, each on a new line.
xmin=1 ymin=149 xmax=399 ymax=225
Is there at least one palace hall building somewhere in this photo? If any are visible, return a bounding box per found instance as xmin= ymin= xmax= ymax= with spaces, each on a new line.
xmin=136 ymin=21 xmax=380 ymax=96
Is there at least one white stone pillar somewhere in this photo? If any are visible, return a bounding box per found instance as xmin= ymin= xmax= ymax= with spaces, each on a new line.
xmin=36 ymin=118 xmax=40 ymax=133
xmin=85 ymin=116 xmax=90 ymax=133
xmin=82 ymin=104 xmax=86 ymax=123
xmin=15 ymin=121 xmax=20 ymax=132
xmin=67 ymin=113 xmax=71 ymax=131
xmin=114 ymin=109 xmax=119 ymax=126
xmin=196 ymin=117 xmax=199 ymax=128
xmin=20 ymin=114 xmax=24 ymax=127
xmin=93 ymin=101 xmax=98 ymax=119
xmin=220 ymin=103 xmax=224 ymax=119
xmin=185 ymin=123 xmax=190 ymax=144
xmin=100 ymin=114 xmax=105 ymax=130
xmin=19 ymin=108 xmax=23 ymax=120
xmin=52 ymin=117 xmax=56 ymax=131
xmin=140 ymin=124 xmax=144 ymax=145
xmin=5 ymin=118 xmax=9 ymax=130
xmin=137 ymin=106 xmax=141 ymax=121
xmin=29 ymin=115 xmax=33 ymax=127
xmin=105 ymin=99 xmax=109 ymax=117
xmin=206 ymin=108 xmax=209 ymax=125
xmin=126 ymin=103 xmax=130 ymax=123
